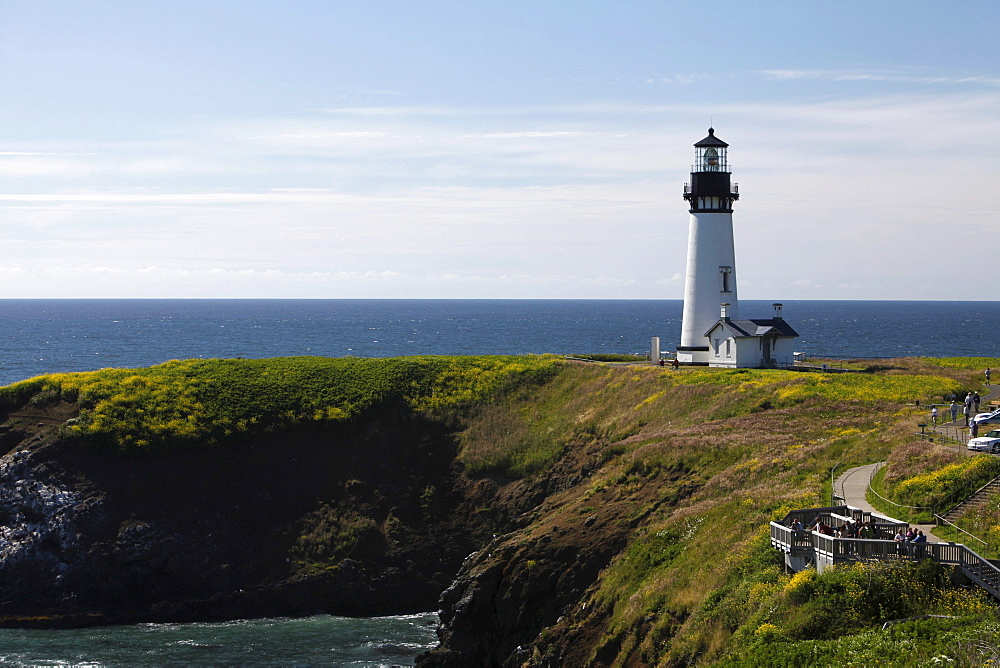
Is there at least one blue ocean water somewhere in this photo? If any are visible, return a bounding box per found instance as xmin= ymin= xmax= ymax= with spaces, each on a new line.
xmin=0 ymin=613 xmax=439 ymax=667
xmin=0 ymin=298 xmax=997 ymax=665
xmin=0 ymin=299 xmax=997 ymax=387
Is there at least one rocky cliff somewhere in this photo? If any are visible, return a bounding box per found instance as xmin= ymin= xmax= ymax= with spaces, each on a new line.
xmin=0 ymin=400 xmax=489 ymax=626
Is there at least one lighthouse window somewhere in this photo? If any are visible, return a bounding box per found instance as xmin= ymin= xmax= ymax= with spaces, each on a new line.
xmin=720 ymin=267 xmax=732 ymax=293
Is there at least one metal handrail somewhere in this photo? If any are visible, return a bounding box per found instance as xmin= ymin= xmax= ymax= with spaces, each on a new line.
xmin=940 ymin=473 xmax=1000 ymax=518
xmin=867 ymin=462 xmax=933 ymax=510
xmin=867 ymin=485 xmax=933 ymax=511
xmin=831 ymin=459 xmax=845 ymax=503
xmin=934 ymin=514 xmax=988 ymax=546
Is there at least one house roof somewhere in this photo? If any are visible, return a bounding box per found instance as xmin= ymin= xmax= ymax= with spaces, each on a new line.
xmin=705 ymin=318 xmax=799 ymax=339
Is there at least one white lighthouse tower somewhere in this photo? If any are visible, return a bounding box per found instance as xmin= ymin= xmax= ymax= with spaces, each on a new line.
xmin=676 ymin=128 xmax=740 ymax=365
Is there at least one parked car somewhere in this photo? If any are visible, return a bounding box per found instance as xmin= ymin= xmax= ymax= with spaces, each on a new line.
xmin=968 ymin=428 xmax=1000 ymax=453
xmin=972 ymin=409 xmax=1000 ymax=427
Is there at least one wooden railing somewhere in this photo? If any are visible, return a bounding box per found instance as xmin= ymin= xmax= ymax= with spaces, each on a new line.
xmin=770 ymin=505 xmax=1000 ymax=601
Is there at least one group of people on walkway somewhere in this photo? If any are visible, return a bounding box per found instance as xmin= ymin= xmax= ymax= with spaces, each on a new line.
xmin=962 ymin=390 xmax=982 ymax=425
xmin=791 ymin=517 xmax=885 ymax=540
xmin=894 ymin=526 xmax=929 ymax=557
xmin=788 ymin=517 xmax=930 ymax=557
xmin=894 ymin=527 xmax=927 ymax=544
xmin=933 ymin=390 xmax=983 ymax=429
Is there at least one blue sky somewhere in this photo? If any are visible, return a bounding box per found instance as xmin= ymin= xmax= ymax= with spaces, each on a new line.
xmin=1 ymin=1 xmax=998 ymax=299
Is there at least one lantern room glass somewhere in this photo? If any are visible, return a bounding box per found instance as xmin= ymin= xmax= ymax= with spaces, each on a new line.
xmin=696 ymin=146 xmax=728 ymax=172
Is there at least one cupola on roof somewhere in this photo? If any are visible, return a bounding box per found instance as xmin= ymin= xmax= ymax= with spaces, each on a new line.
xmin=694 ymin=127 xmax=729 ymax=148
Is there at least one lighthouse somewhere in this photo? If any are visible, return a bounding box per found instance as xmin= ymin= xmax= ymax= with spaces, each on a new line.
xmin=673 ymin=128 xmax=799 ymax=368
xmin=676 ymin=128 xmax=741 ymax=365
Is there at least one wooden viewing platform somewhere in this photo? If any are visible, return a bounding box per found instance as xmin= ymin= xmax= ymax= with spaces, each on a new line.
xmin=770 ymin=505 xmax=1000 ymax=600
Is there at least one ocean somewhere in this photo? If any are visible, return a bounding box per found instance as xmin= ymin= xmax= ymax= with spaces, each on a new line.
xmin=0 ymin=299 xmax=997 ymax=388
xmin=0 ymin=613 xmax=439 ymax=667
xmin=0 ymin=298 xmax=997 ymax=665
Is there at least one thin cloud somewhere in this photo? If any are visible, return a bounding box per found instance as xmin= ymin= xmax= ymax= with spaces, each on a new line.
xmin=0 ymin=190 xmax=361 ymax=205
xmin=758 ymin=69 xmax=1000 ymax=88
xmin=3 ymin=90 xmax=999 ymax=300
xmin=468 ymin=131 xmax=592 ymax=139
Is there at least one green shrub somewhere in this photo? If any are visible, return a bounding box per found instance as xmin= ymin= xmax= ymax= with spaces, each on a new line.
xmin=0 ymin=355 xmax=559 ymax=452
xmin=717 ymin=561 xmax=995 ymax=666
xmin=291 ymin=506 xmax=387 ymax=566
xmin=889 ymin=454 xmax=1000 ymax=510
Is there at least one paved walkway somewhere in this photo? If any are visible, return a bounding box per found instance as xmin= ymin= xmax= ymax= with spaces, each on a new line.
xmin=835 ymin=462 xmax=940 ymax=542
xmin=834 ymin=463 xmax=880 ymax=514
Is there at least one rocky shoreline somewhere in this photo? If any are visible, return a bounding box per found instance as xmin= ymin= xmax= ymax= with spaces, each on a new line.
xmin=0 ymin=402 xmax=481 ymax=629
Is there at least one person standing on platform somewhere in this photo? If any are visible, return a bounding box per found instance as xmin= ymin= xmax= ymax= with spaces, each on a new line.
xmin=950 ymin=400 xmax=959 ymax=423
xmin=912 ymin=530 xmax=927 ymax=558
xmin=894 ymin=528 xmax=907 ymax=555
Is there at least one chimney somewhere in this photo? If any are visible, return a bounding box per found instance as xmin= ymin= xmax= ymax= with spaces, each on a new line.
xmin=773 ymin=303 xmax=783 ymax=320
xmin=720 ymin=303 xmax=731 ymax=321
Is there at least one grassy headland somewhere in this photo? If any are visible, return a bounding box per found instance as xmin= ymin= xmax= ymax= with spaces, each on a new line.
xmin=1 ymin=355 xmax=999 ymax=665
xmin=0 ymin=355 xmax=558 ymax=451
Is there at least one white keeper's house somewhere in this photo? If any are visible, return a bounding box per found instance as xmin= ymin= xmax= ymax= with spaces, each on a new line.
xmin=674 ymin=128 xmax=798 ymax=368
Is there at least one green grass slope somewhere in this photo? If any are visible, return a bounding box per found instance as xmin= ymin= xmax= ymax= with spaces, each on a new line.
xmin=443 ymin=356 xmax=1000 ymax=665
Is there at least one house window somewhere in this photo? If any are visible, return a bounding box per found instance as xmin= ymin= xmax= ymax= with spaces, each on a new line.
xmin=713 ymin=338 xmax=721 ymax=356
xmin=725 ymin=339 xmax=731 ymax=357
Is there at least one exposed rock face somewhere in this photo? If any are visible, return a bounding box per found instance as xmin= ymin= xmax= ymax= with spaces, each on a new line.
xmin=0 ymin=403 xmax=490 ymax=627
xmin=417 ymin=468 xmax=681 ymax=667
xmin=0 ymin=443 xmax=106 ymax=608
xmin=426 ymin=533 xmax=621 ymax=666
